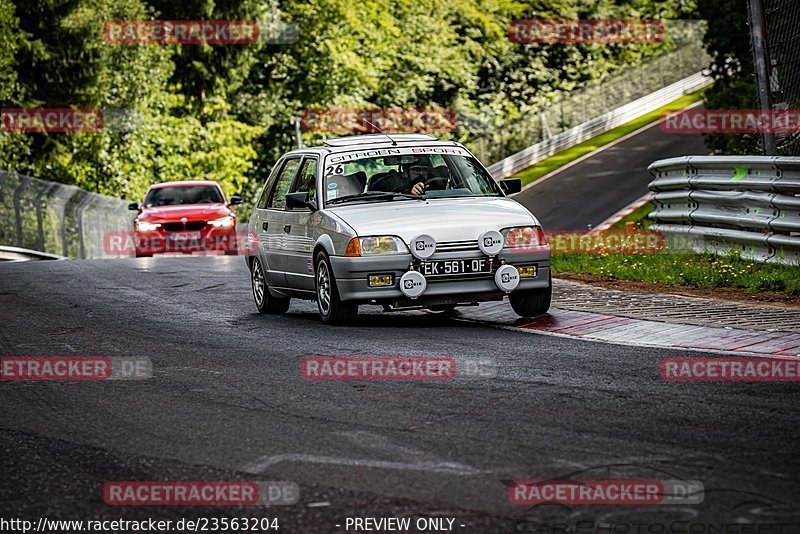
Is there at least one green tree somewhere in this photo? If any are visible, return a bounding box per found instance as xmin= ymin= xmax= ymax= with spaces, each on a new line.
xmin=144 ymin=0 xmax=273 ymax=104
xmin=2 ymin=0 xmax=264 ymax=202
xmin=696 ymin=0 xmax=760 ymax=154
xmin=0 ymin=0 xmax=31 ymax=169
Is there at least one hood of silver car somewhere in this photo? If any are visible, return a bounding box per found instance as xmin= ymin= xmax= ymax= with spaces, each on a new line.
xmin=328 ymin=196 xmax=539 ymax=243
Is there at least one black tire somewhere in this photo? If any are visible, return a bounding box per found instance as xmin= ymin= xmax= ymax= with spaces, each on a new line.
xmin=135 ymin=252 xmax=152 ymax=258
xmin=509 ymin=276 xmax=552 ymax=318
xmin=251 ymin=256 xmax=290 ymax=314
xmin=315 ymin=251 xmax=358 ymax=325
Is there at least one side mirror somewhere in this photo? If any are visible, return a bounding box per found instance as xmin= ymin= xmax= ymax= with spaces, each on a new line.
xmin=499 ymin=178 xmax=522 ymax=195
xmin=286 ymin=191 xmax=317 ymax=211
xmin=229 ymin=194 xmax=242 ymax=206
xmin=128 ymin=202 xmax=139 ymax=211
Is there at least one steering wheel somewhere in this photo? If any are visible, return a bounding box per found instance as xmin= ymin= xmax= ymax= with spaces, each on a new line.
xmin=424 ymin=176 xmax=448 ymax=190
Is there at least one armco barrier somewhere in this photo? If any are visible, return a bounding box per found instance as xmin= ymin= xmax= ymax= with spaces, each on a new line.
xmin=648 ymin=156 xmax=800 ymax=264
xmin=484 ymin=41 xmax=712 ymax=179
xmin=487 ymin=71 xmax=711 ymax=180
xmin=0 ymin=170 xmax=133 ymax=259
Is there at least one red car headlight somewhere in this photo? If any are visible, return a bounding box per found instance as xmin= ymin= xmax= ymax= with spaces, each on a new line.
xmin=209 ymin=215 xmax=235 ymax=228
xmin=135 ymin=220 xmax=161 ymax=232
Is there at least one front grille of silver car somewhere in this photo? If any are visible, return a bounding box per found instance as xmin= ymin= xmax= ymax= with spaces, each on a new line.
xmin=435 ymin=240 xmax=479 ymax=253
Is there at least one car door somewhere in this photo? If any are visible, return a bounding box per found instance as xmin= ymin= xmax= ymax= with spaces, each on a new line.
xmin=249 ymin=161 xmax=281 ymax=256
xmin=256 ymin=157 xmax=300 ymax=288
xmin=284 ymin=156 xmax=319 ymax=291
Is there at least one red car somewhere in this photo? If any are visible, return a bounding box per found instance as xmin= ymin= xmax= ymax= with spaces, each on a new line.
xmin=128 ymin=180 xmax=242 ymax=257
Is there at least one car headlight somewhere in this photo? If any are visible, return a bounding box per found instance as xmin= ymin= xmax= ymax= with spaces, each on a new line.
xmin=209 ymin=215 xmax=235 ymax=228
xmin=135 ymin=220 xmax=161 ymax=232
xmin=501 ymin=226 xmax=547 ymax=248
xmin=344 ymin=236 xmax=408 ymax=256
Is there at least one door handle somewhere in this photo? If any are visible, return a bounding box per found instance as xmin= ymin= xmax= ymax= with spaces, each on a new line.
xmin=262 ymin=222 xmax=269 ymax=231
xmin=283 ymin=224 xmax=291 ymax=233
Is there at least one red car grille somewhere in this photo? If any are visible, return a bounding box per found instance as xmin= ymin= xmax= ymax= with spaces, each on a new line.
xmin=162 ymin=221 xmax=206 ymax=232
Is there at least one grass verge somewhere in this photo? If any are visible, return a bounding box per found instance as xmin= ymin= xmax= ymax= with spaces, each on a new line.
xmin=564 ymin=202 xmax=800 ymax=297
xmin=513 ymin=86 xmax=709 ymax=187
xmin=552 ymin=252 xmax=800 ymax=296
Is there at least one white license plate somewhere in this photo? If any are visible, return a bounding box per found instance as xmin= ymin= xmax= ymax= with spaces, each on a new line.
xmin=420 ymin=259 xmax=490 ymax=277
xmin=168 ymin=231 xmax=201 ymax=241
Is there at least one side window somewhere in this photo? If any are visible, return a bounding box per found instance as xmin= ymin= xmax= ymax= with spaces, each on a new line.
xmin=290 ymin=158 xmax=318 ymax=210
xmin=256 ymin=161 xmax=284 ymax=209
xmin=267 ymin=158 xmax=300 ymax=210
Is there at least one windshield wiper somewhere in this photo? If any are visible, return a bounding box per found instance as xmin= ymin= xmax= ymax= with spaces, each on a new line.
xmin=327 ymin=191 xmax=426 ymax=204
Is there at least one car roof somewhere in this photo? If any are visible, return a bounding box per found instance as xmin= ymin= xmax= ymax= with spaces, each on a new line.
xmin=281 ymin=133 xmax=467 ymax=158
xmin=148 ymin=180 xmax=222 ymax=190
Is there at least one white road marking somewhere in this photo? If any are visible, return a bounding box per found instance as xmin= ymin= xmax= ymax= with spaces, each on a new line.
xmin=240 ymin=453 xmax=482 ymax=476
xmin=242 ymin=431 xmax=482 ymax=476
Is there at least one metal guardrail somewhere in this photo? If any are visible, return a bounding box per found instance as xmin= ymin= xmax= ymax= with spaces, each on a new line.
xmin=0 ymin=171 xmax=133 ymax=259
xmin=648 ymin=156 xmax=800 ymax=264
xmin=0 ymin=246 xmax=66 ymax=261
xmin=480 ymin=42 xmax=712 ymax=178
xmin=488 ymin=70 xmax=712 ymax=180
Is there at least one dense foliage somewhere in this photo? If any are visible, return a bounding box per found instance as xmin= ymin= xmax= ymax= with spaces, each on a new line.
xmin=1 ymin=0 xmax=694 ymax=203
xmin=695 ymin=0 xmax=760 ymax=155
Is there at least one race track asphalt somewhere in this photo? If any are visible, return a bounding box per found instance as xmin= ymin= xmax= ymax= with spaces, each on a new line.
xmin=1 ymin=256 xmax=799 ymax=532
xmin=513 ymin=119 xmax=708 ymax=231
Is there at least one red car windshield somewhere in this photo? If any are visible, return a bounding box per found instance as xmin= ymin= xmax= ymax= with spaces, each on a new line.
xmin=144 ymin=186 xmax=224 ymax=207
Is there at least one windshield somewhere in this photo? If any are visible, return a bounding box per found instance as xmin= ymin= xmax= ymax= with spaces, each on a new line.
xmin=322 ymin=148 xmax=502 ymax=205
xmin=144 ymin=185 xmax=224 ymax=207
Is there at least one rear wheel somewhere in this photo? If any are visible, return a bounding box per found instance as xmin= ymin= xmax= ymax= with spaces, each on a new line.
xmin=251 ymin=257 xmax=290 ymax=314
xmin=315 ymin=252 xmax=358 ymax=325
xmin=509 ymin=276 xmax=552 ymax=318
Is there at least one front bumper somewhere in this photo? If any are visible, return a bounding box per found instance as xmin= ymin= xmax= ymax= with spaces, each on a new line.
xmin=134 ymin=226 xmax=238 ymax=255
xmin=329 ymin=247 xmax=550 ymax=305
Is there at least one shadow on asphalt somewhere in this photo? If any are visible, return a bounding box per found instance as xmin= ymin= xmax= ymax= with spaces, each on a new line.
xmin=276 ymin=308 xmax=470 ymax=329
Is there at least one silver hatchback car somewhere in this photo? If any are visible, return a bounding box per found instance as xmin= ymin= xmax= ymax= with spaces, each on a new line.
xmin=245 ymin=134 xmax=551 ymax=324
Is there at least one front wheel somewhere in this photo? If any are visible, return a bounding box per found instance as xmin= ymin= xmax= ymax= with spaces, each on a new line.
xmin=315 ymin=252 xmax=358 ymax=325
xmin=251 ymin=257 xmax=290 ymax=314
xmin=509 ymin=276 xmax=552 ymax=318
